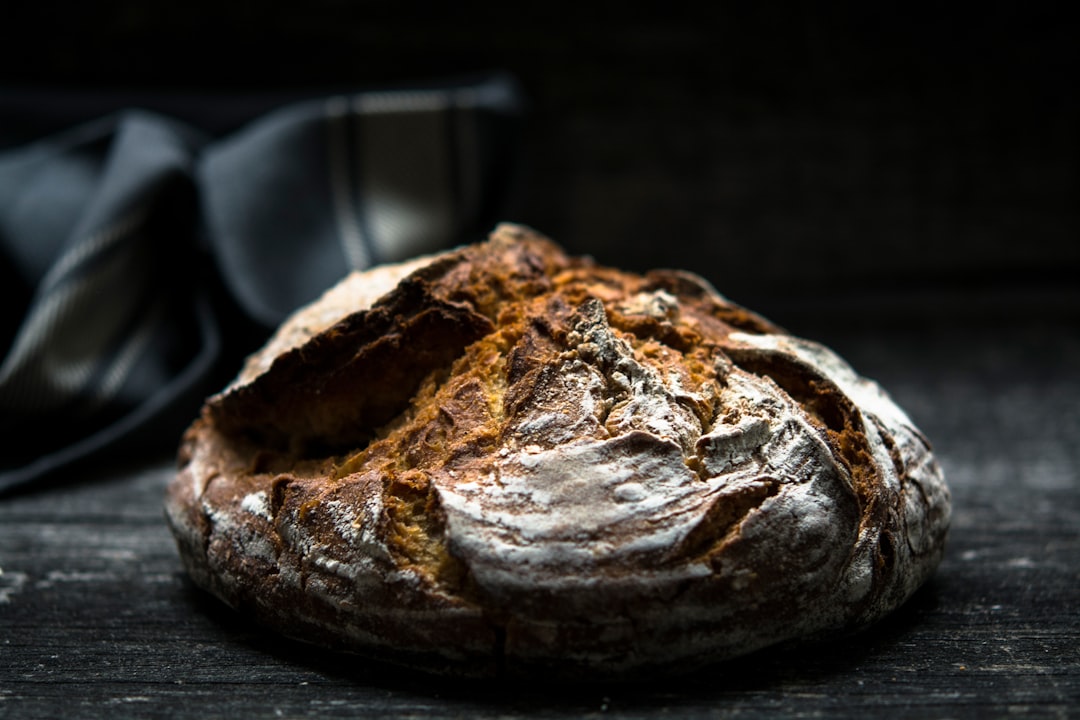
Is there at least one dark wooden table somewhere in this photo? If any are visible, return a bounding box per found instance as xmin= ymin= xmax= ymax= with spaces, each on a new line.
xmin=3 ymin=292 xmax=1078 ymax=719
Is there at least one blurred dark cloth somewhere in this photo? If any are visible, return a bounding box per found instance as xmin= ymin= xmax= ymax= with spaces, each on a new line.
xmin=0 ymin=74 xmax=524 ymax=494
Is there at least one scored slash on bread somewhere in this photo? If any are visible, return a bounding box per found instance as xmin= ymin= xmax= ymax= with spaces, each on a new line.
xmin=166 ymin=223 xmax=950 ymax=678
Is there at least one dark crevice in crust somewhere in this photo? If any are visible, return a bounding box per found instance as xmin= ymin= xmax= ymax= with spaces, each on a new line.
xmin=269 ymin=474 xmax=292 ymax=519
xmin=878 ymin=530 xmax=896 ymax=574
xmin=208 ymin=278 xmax=495 ymax=457
xmin=724 ymin=350 xmax=853 ymax=435
xmin=723 ymin=347 xmax=882 ymax=516
xmin=677 ymin=478 xmax=781 ymax=564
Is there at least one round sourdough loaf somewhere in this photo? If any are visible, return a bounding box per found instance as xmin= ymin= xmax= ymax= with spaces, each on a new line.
xmin=165 ymin=224 xmax=950 ymax=678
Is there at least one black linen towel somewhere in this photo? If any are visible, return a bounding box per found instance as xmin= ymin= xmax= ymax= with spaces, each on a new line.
xmin=0 ymin=74 xmax=524 ymax=494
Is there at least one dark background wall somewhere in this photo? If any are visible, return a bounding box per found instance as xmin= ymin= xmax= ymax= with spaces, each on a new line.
xmin=2 ymin=4 xmax=1076 ymax=315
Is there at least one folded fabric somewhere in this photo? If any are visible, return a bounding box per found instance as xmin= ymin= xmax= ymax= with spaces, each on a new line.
xmin=0 ymin=74 xmax=524 ymax=494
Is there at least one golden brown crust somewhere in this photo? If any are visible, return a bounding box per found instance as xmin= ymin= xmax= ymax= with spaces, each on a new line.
xmin=165 ymin=223 xmax=950 ymax=678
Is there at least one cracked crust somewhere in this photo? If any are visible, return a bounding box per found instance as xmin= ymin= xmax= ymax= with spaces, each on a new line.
xmin=165 ymin=224 xmax=950 ymax=678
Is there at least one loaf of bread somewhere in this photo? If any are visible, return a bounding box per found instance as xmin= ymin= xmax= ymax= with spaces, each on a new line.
xmin=165 ymin=224 xmax=950 ymax=678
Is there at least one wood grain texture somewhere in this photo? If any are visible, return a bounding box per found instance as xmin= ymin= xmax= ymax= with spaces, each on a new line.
xmin=2 ymin=298 xmax=1078 ymax=718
